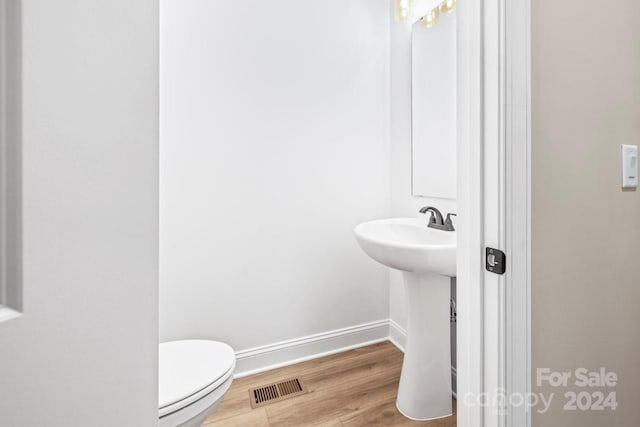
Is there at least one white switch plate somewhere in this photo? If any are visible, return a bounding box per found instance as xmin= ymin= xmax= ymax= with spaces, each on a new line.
xmin=622 ymin=144 xmax=638 ymax=188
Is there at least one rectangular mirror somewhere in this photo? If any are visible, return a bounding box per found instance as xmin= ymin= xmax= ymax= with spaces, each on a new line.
xmin=411 ymin=9 xmax=456 ymax=198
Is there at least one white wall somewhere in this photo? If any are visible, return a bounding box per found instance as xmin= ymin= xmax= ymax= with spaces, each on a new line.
xmin=389 ymin=7 xmax=456 ymax=331
xmin=160 ymin=0 xmax=391 ymax=352
xmin=0 ymin=1 xmax=159 ymax=426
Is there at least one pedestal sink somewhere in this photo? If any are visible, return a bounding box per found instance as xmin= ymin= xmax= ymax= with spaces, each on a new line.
xmin=354 ymin=218 xmax=456 ymax=420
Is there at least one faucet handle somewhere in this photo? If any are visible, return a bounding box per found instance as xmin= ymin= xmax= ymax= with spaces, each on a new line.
xmin=444 ymin=213 xmax=457 ymax=231
xmin=421 ymin=210 xmax=437 ymax=225
xmin=419 ymin=206 xmax=443 ymax=225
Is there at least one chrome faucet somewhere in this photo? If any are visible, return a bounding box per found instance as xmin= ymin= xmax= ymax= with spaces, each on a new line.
xmin=419 ymin=207 xmax=456 ymax=232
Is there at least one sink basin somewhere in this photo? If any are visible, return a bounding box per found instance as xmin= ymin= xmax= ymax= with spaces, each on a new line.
xmin=354 ymin=218 xmax=456 ymax=276
xmin=354 ymin=217 xmax=457 ymax=421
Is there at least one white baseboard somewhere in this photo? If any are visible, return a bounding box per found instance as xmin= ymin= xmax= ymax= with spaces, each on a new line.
xmin=234 ymin=318 xmax=457 ymax=389
xmin=388 ymin=319 xmax=407 ymax=352
xmin=234 ymin=320 xmax=389 ymax=378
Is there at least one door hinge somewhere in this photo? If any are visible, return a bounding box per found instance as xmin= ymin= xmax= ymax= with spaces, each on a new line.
xmin=486 ymin=247 xmax=506 ymax=275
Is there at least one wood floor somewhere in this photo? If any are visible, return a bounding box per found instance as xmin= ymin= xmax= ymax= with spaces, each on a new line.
xmin=204 ymin=341 xmax=456 ymax=427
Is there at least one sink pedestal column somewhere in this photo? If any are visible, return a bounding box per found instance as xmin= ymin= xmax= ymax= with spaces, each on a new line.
xmin=396 ymin=271 xmax=452 ymax=420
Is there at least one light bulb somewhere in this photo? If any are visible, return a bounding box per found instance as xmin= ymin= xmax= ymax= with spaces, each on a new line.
xmin=439 ymin=0 xmax=456 ymax=14
xmin=395 ymin=0 xmax=413 ymax=23
xmin=422 ymin=7 xmax=439 ymax=28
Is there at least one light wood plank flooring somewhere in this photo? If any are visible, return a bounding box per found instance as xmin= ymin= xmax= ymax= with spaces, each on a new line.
xmin=205 ymin=341 xmax=456 ymax=426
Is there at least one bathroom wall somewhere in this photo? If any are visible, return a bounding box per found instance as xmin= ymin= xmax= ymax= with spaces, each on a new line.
xmin=0 ymin=0 xmax=159 ymax=426
xmin=532 ymin=0 xmax=640 ymax=425
xmin=160 ymin=0 xmax=391 ymax=355
xmin=388 ymin=4 xmax=456 ymax=333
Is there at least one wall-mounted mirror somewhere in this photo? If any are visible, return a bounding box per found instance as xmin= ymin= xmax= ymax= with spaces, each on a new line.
xmin=411 ymin=9 xmax=456 ymax=198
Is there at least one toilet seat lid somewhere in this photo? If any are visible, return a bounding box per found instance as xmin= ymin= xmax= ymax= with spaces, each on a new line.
xmin=159 ymin=340 xmax=235 ymax=410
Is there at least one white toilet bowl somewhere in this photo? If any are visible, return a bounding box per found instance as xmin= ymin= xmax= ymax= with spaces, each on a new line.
xmin=159 ymin=340 xmax=235 ymax=427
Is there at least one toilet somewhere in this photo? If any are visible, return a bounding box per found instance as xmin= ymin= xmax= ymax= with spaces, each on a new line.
xmin=159 ymin=340 xmax=236 ymax=427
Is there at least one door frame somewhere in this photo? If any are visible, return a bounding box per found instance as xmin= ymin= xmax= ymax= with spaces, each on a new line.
xmin=456 ymin=0 xmax=531 ymax=426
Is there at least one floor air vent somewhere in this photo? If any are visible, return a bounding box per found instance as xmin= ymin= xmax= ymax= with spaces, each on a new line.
xmin=249 ymin=377 xmax=308 ymax=408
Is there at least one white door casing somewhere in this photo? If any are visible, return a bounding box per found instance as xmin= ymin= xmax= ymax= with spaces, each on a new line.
xmin=456 ymin=0 xmax=530 ymax=426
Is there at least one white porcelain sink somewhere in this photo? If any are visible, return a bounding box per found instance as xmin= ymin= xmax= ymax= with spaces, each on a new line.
xmin=354 ymin=217 xmax=457 ymax=421
xmin=354 ymin=218 xmax=456 ymax=276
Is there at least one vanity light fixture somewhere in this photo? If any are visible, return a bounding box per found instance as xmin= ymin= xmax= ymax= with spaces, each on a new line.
xmin=420 ymin=7 xmax=439 ymax=28
xmin=395 ymin=0 xmax=436 ymax=25
xmin=395 ymin=0 xmax=414 ymax=22
xmin=439 ymin=0 xmax=456 ymax=14
xmin=397 ymin=0 xmax=456 ymax=28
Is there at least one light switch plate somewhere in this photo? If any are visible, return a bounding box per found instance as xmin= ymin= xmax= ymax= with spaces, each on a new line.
xmin=622 ymin=144 xmax=638 ymax=188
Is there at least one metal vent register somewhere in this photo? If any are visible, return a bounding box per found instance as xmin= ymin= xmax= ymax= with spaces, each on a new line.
xmin=249 ymin=377 xmax=308 ymax=408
